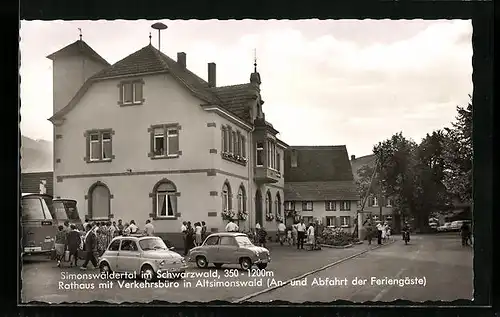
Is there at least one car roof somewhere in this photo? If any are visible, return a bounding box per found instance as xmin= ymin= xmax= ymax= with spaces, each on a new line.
xmin=112 ymin=235 xmax=160 ymax=241
xmin=209 ymin=232 xmax=247 ymax=237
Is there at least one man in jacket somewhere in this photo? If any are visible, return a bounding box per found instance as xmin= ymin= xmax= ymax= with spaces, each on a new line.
xmin=80 ymin=224 xmax=98 ymax=270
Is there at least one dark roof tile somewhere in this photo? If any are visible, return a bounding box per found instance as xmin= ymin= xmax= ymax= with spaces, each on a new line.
xmin=210 ymin=84 xmax=257 ymax=122
xmin=285 ymin=181 xmax=359 ymax=201
xmin=284 ymin=146 xmax=355 ymax=182
xmin=47 ymin=40 xmax=110 ymax=66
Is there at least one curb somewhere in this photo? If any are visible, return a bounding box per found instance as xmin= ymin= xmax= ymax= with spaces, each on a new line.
xmin=321 ymin=243 xmax=353 ymax=249
xmin=232 ymin=239 xmax=396 ymax=303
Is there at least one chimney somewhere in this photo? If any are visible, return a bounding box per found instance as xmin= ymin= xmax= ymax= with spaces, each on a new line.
xmin=177 ymin=52 xmax=186 ymax=69
xmin=351 ymin=155 xmax=356 ymax=160
xmin=208 ymin=62 xmax=216 ymax=88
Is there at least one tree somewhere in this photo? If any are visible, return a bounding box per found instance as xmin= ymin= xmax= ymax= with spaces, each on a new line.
xmin=441 ymin=97 xmax=473 ymax=204
xmin=373 ymin=132 xmax=418 ymax=230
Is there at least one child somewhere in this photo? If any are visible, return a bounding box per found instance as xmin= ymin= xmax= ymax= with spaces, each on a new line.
xmin=286 ymin=229 xmax=292 ymax=246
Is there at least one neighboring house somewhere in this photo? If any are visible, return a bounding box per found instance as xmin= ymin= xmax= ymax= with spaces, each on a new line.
xmin=21 ymin=172 xmax=54 ymax=197
xmin=283 ymin=146 xmax=359 ymax=233
xmin=46 ymin=38 xmax=287 ymax=247
xmin=350 ymin=154 xmax=395 ymax=224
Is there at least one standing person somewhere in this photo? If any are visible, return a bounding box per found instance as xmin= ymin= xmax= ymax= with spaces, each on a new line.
xmin=117 ymin=219 xmax=124 ymax=236
xmin=123 ymin=223 xmax=130 ymax=235
xmin=225 ymin=220 xmax=239 ymax=232
xmin=296 ymin=219 xmax=307 ymax=250
xmin=257 ymin=226 xmax=268 ymax=248
xmin=83 ymin=219 xmax=89 ymax=232
xmin=201 ymin=221 xmax=207 ymax=241
xmin=96 ymin=222 xmax=108 ymax=257
xmin=128 ymin=220 xmax=139 ymax=234
xmin=185 ymin=222 xmax=195 ymax=255
xmin=144 ymin=219 xmax=155 ymax=236
xmin=460 ymin=222 xmax=471 ymax=246
xmin=306 ymin=223 xmax=315 ymax=250
xmin=292 ymin=222 xmax=298 ymax=246
xmin=255 ymin=223 xmax=262 ymax=244
xmin=109 ymin=221 xmax=117 ymax=238
xmin=376 ymin=221 xmax=383 ymax=245
xmin=67 ymin=224 xmax=81 ymax=267
xmin=181 ymin=221 xmax=188 ymax=255
xmin=277 ymin=221 xmax=286 ymax=246
xmin=194 ymin=222 xmax=203 ymax=246
xmin=386 ymin=224 xmax=392 ymax=241
xmin=54 ymin=225 xmax=67 ymax=268
xmin=381 ymin=222 xmax=388 ymax=242
xmin=63 ymin=220 xmax=71 ymax=235
xmin=80 ymin=224 xmax=98 ymax=270
xmin=365 ymin=221 xmax=373 ymax=245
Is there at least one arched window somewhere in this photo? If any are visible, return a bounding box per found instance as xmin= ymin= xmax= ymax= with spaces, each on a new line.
xmin=237 ymin=185 xmax=246 ymax=213
xmin=222 ymin=181 xmax=232 ymax=212
xmin=88 ymin=182 xmax=111 ymax=220
xmin=266 ymin=190 xmax=272 ymax=215
xmin=153 ymin=180 xmax=177 ymax=218
xmin=275 ymin=192 xmax=282 ymax=217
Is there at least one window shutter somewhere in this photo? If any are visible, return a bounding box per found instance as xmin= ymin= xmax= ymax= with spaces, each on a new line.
xmin=117 ymin=84 xmax=123 ymax=105
xmin=83 ymin=132 xmax=90 ymax=162
xmin=148 ymin=128 xmax=154 ymax=157
xmin=135 ymin=82 xmax=143 ymax=102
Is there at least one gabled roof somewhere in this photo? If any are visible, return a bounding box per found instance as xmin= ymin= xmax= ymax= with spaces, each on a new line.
xmin=46 ymin=40 xmax=110 ymax=66
xmin=284 ymin=181 xmax=359 ymax=201
xmin=49 ymin=44 xmax=259 ymax=124
xmin=350 ymin=154 xmax=376 ymax=182
xmin=284 ymin=146 xmax=355 ymax=183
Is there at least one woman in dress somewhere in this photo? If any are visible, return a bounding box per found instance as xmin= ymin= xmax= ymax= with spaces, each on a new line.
xmin=96 ymin=222 xmax=108 ymax=257
xmin=306 ymin=223 xmax=315 ymax=250
xmin=381 ymin=222 xmax=388 ymax=242
xmin=194 ymin=222 xmax=203 ymax=246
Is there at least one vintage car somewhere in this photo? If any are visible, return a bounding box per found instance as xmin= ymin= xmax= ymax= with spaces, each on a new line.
xmin=187 ymin=232 xmax=271 ymax=270
xmin=98 ymin=235 xmax=187 ymax=281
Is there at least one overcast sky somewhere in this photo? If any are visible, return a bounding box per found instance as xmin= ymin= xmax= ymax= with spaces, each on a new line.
xmin=20 ymin=20 xmax=472 ymax=157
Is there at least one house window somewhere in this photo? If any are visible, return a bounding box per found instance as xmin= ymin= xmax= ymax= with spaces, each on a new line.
xmin=326 ymin=216 xmax=336 ymax=227
xmin=235 ymin=132 xmax=241 ymax=156
xmin=340 ymin=216 xmax=351 ymax=227
xmin=241 ymin=136 xmax=246 ymax=158
xmin=154 ymin=181 xmax=177 ymax=218
xmin=302 ymin=216 xmax=313 ymax=225
xmin=237 ymin=185 xmax=246 ymax=212
xmin=222 ymin=182 xmax=232 ymax=212
xmin=372 ymin=196 xmax=378 ymax=207
xmin=256 ymin=142 xmax=264 ymax=166
xmin=232 ymin=131 xmax=237 ymax=155
xmin=325 ymin=201 xmax=336 ymax=211
xmin=386 ymin=197 xmax=393 ymax=207
xmin=275 ymin=193 xmax=282 ymax=217
xmin=265 ymin=191 xmax=272 ymax=217
xmin=276 ymin=152 xmax=281 ymax=172
xmin=284 ymin=201 xmax=295 ymax=211
xmin=340 ymin=201 xmax=351 ymax=211
xmin=88 ymin=182 xmax=111 ymax=220
xmin=302 ymin=201 xmax=313 ymax=211
xmin=119 ymin=80 xmax=144 ymax=105
xmin=266 ymin=140 xmax=278 ymax=170
xmin=228 ymin=128 xmax=233 ymax=153
xmin=149 ymin=124 xmax=180 ymax=158
xmin=221 ymin=127 xmax=228 ymax=153
xmin=86 ymin=129 xmax=114 ymax=163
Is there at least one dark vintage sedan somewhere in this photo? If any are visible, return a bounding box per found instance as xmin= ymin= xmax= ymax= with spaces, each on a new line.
xmin=187 ymin=232 xmax=271 ymax=270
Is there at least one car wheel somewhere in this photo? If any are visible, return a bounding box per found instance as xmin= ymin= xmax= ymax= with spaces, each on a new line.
xmin=141 ymin=265 xmax=156 ymax=282
xmin=100 ymin=262 xmax=112 ymax=273
xmin=214 ymin=263 xmax=223 ymax=269
xmin=256 ymin=263 xmax=267 ymax=270
xmin=239 ymin=257 xmax=252 ymax=270
xmin=196 ymin=256 xmax=208 ymax=269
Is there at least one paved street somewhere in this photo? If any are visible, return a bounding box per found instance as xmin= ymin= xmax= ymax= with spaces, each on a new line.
xmin=246 ymin=234 xmax=473 ymax=303
xmin=21 ymin=234 xmax=471 ymax=303
xmin=21 ymin=242 xmax=379 ymax=303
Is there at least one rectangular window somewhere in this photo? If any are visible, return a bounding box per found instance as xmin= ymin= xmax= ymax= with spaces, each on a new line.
xmin=302 ymin=201 xmax=313 ymax=211
xmin=326 ymin=216 xmax=336 ymax=227
xmin=86 ymin=129 xmax=113 ymax=162
xmin=232 ymin=131 xmax=237 ymax=154
xmin=303 ymin=216 xmax=313 ymax=225
xmin=120 ymin=81 xmax=144 ymax=105
xmin=325 ymin=201 xmax=336 ymax=211
xmin=241 ymin=136 xmax=246 ymax=158
xmin=157 ymin=192 xmax=175 ymax=218
xmin=149 ymin=125 xmax=180 ymax=158
xmin=340 ymin=201 xmax=351 ymax=211
xmin=372 ymin=196 xmax=378 ymax=207
xmin=256 ymin=142 xmax=264 ymax=166
xmin=222 ymin=127 xmax=228 ymax=153
xmin=228 ymin=128 xmax=233 ymax=153
xmin=276 ymin=152 xmax=281 ymax=172
xmin=284 ymin=201 xmax=295 ymax=211
xmin=386 ymin=197 xmax=393 ymax=207
xmin=235 ymin=132 xmax=241 ymax=156
xmin=340 ymin=216 xmax=351 ymax=227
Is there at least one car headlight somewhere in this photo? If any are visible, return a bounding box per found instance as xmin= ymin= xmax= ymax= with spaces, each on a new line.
xmin=159 ymin=260 xmax=165 ymax=267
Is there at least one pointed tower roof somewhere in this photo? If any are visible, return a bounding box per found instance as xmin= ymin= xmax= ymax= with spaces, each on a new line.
xmin=46 ymin=40 xmax=110 ymax=66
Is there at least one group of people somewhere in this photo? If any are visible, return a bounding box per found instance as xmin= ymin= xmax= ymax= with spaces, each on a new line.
xmin=181 ymin=221 xmax=208 ymax=256
xmin=53 ymin=218 xmax=156 ymax=270
xmin=364 ymin=220 xmax=392 ymax=245
xmin=253 ymin=219 xmax=318 ymax=251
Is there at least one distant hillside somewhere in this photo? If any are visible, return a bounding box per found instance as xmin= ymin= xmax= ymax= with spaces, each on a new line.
xmin=21 ymin=136 xmax=53 ymax=173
